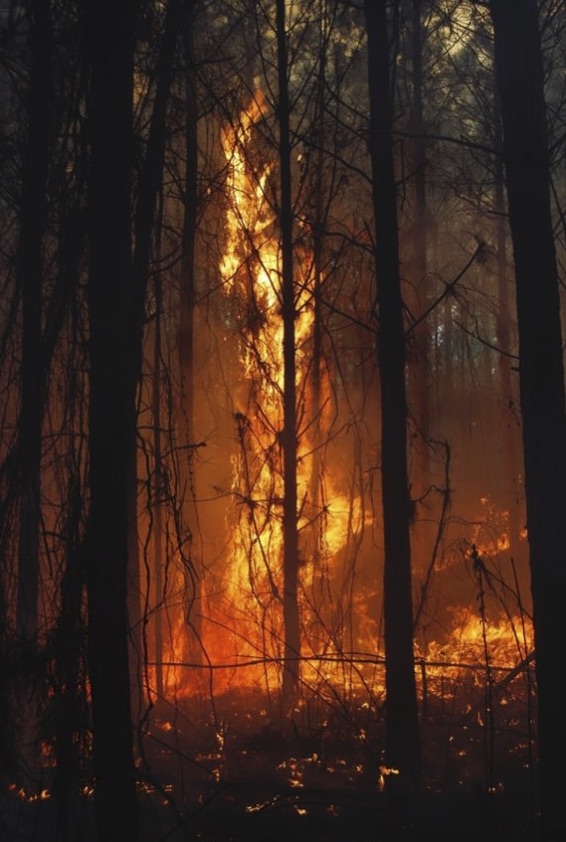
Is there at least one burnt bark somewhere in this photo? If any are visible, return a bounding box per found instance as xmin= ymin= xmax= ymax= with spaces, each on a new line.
xmin=276 ymin=0 xmax=301 ymax=708
xmin=489 ymin=1 xmax=566 ymax=839
xmin=85 ymin=0 xmax=139 ymax=839
xmin=364 ymin=0 xmax=421 ymax=779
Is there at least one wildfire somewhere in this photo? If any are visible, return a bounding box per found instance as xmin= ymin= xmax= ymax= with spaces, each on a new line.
xmin=146 ymin=98 xmax=533 ymax=710
xmin=214 ymin=91 xmax=367 ymax=692
xmin=434 ymin=607 xmax=532 ymax=665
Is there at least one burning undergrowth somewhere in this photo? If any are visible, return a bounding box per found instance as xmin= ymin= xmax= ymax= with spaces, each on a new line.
xmin=135 ymin=657 xmax=537 ymax=841
xmin=0 ymin=624 xmax=537 ymax=842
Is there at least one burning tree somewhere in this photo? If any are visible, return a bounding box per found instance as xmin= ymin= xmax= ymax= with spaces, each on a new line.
xmin=0 ymin=1 xmax=565 ymax=839
xmin=217 ymin=90 xmax=371 ymax=702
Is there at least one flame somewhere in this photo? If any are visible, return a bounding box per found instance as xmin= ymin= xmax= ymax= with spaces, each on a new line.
xmin=214 ymin=91 xmax=367 ymax=692
xmin=148 ymin=99 xmax=532 ymax=707
xmin=8 ymin=784 xmax=51 ymax=803
xmin=444 ymin=608 xmax=533 ymax=665
xmin=419 ymin=605 xmax=534 ymax=699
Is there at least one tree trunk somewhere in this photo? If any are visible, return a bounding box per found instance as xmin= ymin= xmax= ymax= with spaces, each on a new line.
xmin=364 ymin=0 xmax=421 ymax=780
xmin=53 ymin=473 xmax=86 ymax=842
xmin=178 ymin=0 xmax=204 ymax=670
xmin=308 ymin=0 xmax=328 ymax=609
xmin=85 ymin=1 xmax=139 ymax=839
xmin=130 ymin=0 xmax=179 ymax=713
xmin=16 ymin=0 xmax=52 ymax=640
xmin=276 ymin=0 xmax=301 ymax=708
xmin=489 ymin=2 xmax=566 ymax=838
xmin=153 ymin=258 xmax=165 ymax=701
xmin=408 ymin=0 xmax=430 ymax=485
xmin=494 ymin=91 xmax=521 ymax=566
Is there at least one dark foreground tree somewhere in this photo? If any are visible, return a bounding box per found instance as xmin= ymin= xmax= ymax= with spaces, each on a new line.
xmin=489 ymin=1 xmax=566 ymax=839
xmin=85 ymin=0 xmax=139 ymax=839
xmin=364 ymin=0 xmax=421 ymax=779
xmin=178 ymin=0 xmax=204 ymax=668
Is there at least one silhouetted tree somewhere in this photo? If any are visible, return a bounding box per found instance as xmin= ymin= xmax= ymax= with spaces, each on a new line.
xmin=178 ymin=0 xmax=203 ymax=665
xmin=364 ymin=0 xmax=421 ymax=779
xmin=130 ymin=0 xmax=179 ymax=714
xmin=276 ymin=0 xmax=301 ymax=707
xmin=489 ymin=1 xmax=566 ymax=838
xmin=85 ymin=0 xmax=139 ymax=838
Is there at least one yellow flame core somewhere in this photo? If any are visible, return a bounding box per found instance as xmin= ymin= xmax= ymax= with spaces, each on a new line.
xmin=216 ymin=93 xmax=370 ymax=691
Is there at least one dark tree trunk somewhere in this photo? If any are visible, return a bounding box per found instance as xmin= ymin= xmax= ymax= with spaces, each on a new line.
xmin=16 ymin=0 xmax=52 ymax=640
xmin=309 ymin=0 xmax=327 ymax=591
xmin=408 ymin=0 xmax=430 ymax=483
xmin=50 ymin=181 xmax=88 ymax=841
xmin=489 ymin=2 xmax=566 ymax=839
xmin=178 ymin=0 xmax=204 ymax=668
xmin=85 ymin=1 xmax=139 ymax=839
xmin=364 ymin=0 xmax=421 ymax=779
xmin=152 ymin=248 xmax=165 ymax=701
xmin=53 ymin=472 xmax=86 ymax=842
xmin=276 ymin=0 xmax=301 ymax=708
xmin=493 ymin=90 xmax=521 ymax=565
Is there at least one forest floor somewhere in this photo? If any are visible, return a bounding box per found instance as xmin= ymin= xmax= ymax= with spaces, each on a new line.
xmin=0 ymin=683 xmax=541 ymax=841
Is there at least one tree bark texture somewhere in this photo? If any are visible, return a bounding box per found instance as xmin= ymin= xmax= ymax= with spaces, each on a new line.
xmin=489 ymin=2 xmax=566 ymax=839
xmin=364 ymin=0 xmax=421 ymax=779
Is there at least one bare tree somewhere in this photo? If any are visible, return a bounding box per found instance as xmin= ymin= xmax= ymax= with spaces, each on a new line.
xmin=276 ymin=0 xmax=301 ymax=707
xmin=364 ymin=0 xmax=421 ymax=779
xmin=85 ymin=0 xmax=139 ymax=837
xmin=178 ymin=0 xmax=204 ymax=665
xmin=489 ymin=1 xmax=566 ymax=838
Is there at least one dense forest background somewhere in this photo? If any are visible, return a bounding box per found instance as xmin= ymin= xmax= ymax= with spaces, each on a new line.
xmin=0 ymin=0 xmax=565 ymax=840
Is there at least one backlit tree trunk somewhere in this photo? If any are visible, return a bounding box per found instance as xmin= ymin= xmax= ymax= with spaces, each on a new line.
xmin=152 ymin=251 xmax=165 ymax=701
xmin=178 ymin=0 xmax=204 ymax=668
xmin=489 ymin=1 xmax=566 ymax=838
xmin=364 ymin=0 xmax=421 ymax=779
xmin=85 ymin=0 xmax=139 ymax=838
xmin=130 ymin=0 xmax=178 ymax=713
xmin=407 ymin=0 xmax=430 ymax=484
xmin=276 ymin=0 xmax=301 ymax=708
xmin=309 ymin=0 xmax=328 ymax=593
